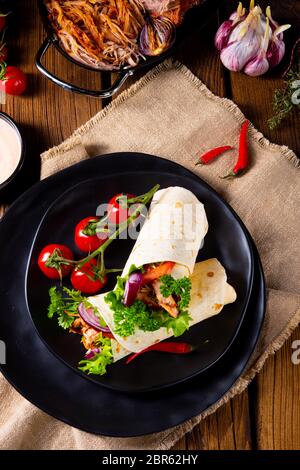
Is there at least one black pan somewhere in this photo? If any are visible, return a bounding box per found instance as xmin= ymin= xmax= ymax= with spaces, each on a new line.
xmin=35 ymin=0 xmax=224 ymax=98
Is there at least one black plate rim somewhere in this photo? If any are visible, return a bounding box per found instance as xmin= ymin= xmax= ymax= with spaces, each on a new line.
xmin=24 ymin=167 xmax=254 ymax=393
xmin=0 ymin=242 xmax=265 ymax=437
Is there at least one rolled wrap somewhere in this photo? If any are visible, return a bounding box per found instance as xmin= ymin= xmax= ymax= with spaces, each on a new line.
xmin=122 ymin=186 xmax=208 ymax=278
xmin=90 ymin=259 xmax=236 ymax=354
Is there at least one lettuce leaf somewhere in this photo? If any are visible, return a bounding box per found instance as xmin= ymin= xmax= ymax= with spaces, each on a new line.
xmin=78 ymin=335 xmax=113 ymax=376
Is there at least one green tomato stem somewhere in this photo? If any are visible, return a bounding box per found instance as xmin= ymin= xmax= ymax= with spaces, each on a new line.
xmin=77 ymin=184 xmax=159 ymax=269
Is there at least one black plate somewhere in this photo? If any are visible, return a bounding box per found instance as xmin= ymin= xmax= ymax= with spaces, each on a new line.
xmin=0 ymin=153 xmax=264 ymax=436
xmin=25 ymin=156 xmax=253 ymax=393
xmin=0 ymin=215 xmax=265 ymax=437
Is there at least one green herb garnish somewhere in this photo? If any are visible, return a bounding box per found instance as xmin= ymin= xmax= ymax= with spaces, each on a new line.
xmin=48 ymin=286 xmax=86 ymax=330
xmin=159 ymin=275 xmax=192 ymax=312
xmin=105 ymin=292 xmax=162 ymax=337
xmin=268 ymin=69 xmax=300 ymax=130
xmin=105 ymin=274 xmax=192 ymax=338
xmin=78 ymin=335 xmax=113 ymax=376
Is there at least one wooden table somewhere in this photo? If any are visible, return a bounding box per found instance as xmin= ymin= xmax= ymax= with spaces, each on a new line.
xmin=1 ymin=0 xmax=299 ymax=450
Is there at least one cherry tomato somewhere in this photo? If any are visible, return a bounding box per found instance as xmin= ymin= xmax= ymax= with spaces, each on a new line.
xmin=71 ymin=258 xmax=107 ymax=294
xmin=38 ymin=244 xmax=74 ymax=280
xmin=0 ymin=16 xmax=6 ymax=33
xmin=107 ymin=193 xmax=135 ymax=225
xmin=142 ymin=262 xmax=175 ymax=285
xmin=0 ymin=45 xmax=8 ymax=62
xmin=0 ymin=65 xmax=27 ymax=96
xmin=74 ymin=216 xmax=108 ymax=253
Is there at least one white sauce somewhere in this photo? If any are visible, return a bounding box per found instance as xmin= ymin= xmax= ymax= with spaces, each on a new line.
xmin=0 ymin=117 xmax=21 ymax=185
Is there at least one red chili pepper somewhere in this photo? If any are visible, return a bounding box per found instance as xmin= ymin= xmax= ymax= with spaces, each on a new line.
xmin=196 ymin=145 xmax=233 ymax=165
xmin=126 ymin=342 xmax=194 ymax=365
xmin=222 ymin=120 xmax=250 ymax=178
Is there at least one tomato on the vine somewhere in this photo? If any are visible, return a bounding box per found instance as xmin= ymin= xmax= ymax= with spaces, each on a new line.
xmin=107 ymin=193 xmax=135 ymax=225
xmin=0 ymin=65 xmax=27 ymax=95
xmin=38 ymin=244 xmax=74 ymax=280
xmin=71 ymin=258 xmax=107 ymax=294
xmin=74 ymin=216 xmax=108 ymax=253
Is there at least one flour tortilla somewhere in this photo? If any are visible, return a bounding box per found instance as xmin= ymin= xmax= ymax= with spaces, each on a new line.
xmin=110 ymin=340 xmax=130 ymax=362
xmin=122 ymin=186 xmax=208 ymax=278
xmin=90 ymin=259 xmax=236 ymax=354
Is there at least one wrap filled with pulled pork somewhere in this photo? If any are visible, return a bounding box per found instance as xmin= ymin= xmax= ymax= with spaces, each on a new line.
xmin=88 ymin=187 xmax=236 ymax=354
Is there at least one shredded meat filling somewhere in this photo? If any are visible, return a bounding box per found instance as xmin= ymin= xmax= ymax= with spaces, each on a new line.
xmin=137 ymin=281 xmax=179 ymax=318
xmin=69 ymin=316 xmax=99 ymax=350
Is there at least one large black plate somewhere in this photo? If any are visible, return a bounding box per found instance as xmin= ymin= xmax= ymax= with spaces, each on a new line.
xmin=25 ymin=156 xmax=253 ymax=392
xmin=0 ymin=153 xmax=264 ymax=436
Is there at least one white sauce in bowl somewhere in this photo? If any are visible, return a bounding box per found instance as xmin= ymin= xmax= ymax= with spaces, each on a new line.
xmin=0 ymin=117 xmax=22 ymax=185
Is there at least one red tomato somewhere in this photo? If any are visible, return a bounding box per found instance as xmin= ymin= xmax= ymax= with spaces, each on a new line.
xmin=0 ymin=16 xmax=6 ymax=33
xmin=107 ymin=193 xmax=135 ymax=225
xmin=74 ymin=216 xmax=108 ymax=253
xmin=38 ymin=244 xmax=74 ymax=280
xmin=71 ymin=258 xmax=107 ymax=294
xmin=142 ymin=262 xmax=175 ymax=285
xmin=0 ymin=66 xmax=27 ymax=96
xmin=0 ymin=45 xmax=8 ymax=62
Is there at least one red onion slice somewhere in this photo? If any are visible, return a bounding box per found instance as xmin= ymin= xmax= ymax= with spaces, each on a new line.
xmin=123 ymin=272 xmax=143 ymax=307
xmin=85 ymin=347 xmax=101 ymax=359
xmin=78 ymin=303 xmax=111 ymax=333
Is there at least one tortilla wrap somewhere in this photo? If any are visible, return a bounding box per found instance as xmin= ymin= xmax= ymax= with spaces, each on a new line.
xmin=89 ymin=187 xmax=235 ymax=355
xmin=122 ymin=186 xmax=208 ymax=278
xmin=90 ymin=258 xmax=236 ymax=354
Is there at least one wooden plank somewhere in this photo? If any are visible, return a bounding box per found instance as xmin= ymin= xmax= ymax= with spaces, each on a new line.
xmin=256 ymin=327 xmax=300 ymax=449
xmin=172 ymin=10 xmax=252 ymax=450
xmin=0 ymin=0 xmax=299 ymax=450
xmin=227 ymin=0 xmax=300 ymax=450
xmin=0 ymin=0 xmax=105 ymax=190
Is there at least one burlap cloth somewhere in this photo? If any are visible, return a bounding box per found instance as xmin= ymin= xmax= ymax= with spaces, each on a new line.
xmin=1 ymin=60 xmax=299 ymax=450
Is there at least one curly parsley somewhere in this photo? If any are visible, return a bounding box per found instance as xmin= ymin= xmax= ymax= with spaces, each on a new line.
xmin=78 ymin=335 xmax=113 ymax=376
xmin=48 ymin=286 xmax=86 ymax=330
xmin=105 ymin=292 xmax=162 ymax=337
xmin=159 ymin=275 xmax=192 ymax=312
xmin=105 ymin=274 xmax=192 ymax=338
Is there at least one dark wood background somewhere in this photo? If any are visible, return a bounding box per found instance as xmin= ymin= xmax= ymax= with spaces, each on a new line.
xmin=0 ymin=0 xmax=299 ymax=449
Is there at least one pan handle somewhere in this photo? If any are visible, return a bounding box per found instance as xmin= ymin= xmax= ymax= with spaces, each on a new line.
xmin=35 ymin=38 xmax=132 ymax=99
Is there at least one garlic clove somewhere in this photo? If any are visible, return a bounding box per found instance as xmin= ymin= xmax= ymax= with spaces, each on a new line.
xmin=216 ymin=2 xmax=246 ymax=51
xmin=244 ymin=52 xmax=270 ymax=76
xmin=266 ymin=24 xmax=290 ymax=67
xmin=214 ymin=20 xmax=234 ymax=51
xmin=244 ymin=15 xmax=270 ymax=76
xmin=221 ymin=24 xmax=260 ymax=72
xmin=267 ymin=39 xmax=285 ymax=67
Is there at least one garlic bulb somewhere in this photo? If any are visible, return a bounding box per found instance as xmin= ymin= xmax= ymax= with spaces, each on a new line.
xmin=215 ymin=1 xmax=291 ymax=77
